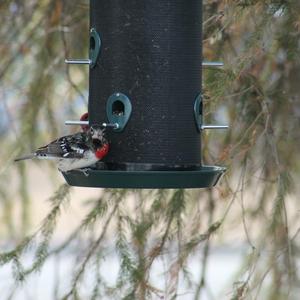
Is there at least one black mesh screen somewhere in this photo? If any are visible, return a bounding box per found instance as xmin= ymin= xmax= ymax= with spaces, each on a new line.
xmin=89 ymin=0 xmax=202 ymax=168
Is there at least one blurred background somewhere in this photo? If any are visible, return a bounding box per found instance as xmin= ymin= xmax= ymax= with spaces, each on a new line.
xmin=0 ymin=0 xmax=299 ymax=299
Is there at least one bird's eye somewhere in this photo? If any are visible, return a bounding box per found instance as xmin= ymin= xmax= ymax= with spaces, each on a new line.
xmin=90 ymin=128 xmax=94 ymax=135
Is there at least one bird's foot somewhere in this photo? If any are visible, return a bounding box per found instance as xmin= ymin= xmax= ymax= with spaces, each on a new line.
xmin=77 ymin=168 xmax=90 ymax=177
xmin=58 ymin=167 xmax=90 ymax=177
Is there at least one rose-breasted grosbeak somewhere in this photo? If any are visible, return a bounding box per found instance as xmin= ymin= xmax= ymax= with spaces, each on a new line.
xmin=15 ymin=126 xmax=109 ymax=172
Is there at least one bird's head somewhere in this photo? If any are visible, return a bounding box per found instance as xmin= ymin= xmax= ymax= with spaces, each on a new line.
xmin=89 ymin=125 xmax=106 ymax=141
xmin=89 ymin=125 xmax=110 ymax=159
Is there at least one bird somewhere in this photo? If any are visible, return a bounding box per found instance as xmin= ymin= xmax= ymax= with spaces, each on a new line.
xmin=14 ymin=125 xmax=109 ymax=173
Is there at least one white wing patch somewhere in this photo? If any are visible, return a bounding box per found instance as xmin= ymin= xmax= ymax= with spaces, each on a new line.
xmin=58 ymin=151 xmax=98 ymax=172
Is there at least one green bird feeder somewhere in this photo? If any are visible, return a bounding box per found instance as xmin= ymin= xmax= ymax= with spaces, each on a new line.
xmin=63 ymin=0 xmax=227 ymax=189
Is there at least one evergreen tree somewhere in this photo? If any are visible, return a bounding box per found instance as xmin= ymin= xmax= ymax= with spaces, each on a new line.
xmin=0 ymin=1 xmax=299 ymax=299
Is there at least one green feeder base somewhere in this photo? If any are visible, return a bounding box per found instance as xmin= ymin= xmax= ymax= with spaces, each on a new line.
xmin=62 ymin=165 xmax=226 ymax=189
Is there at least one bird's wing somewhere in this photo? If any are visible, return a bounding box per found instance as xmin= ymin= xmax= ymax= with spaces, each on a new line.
xmin=35 ymin=132 xmax=90 ymax=159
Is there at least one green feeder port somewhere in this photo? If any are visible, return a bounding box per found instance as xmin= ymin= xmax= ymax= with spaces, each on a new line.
xmin=63 ymin=0 xmax=228 ymax=189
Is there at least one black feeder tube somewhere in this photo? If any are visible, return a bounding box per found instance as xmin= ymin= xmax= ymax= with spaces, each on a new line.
xmin=63 ymin=0 xmax=226 ymax=189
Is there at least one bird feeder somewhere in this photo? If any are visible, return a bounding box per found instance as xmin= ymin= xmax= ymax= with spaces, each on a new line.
xmin=63 ymin=0 xmax=227 ymax=189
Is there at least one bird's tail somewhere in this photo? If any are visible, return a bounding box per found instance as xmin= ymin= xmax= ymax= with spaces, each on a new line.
xmin=14 ymin=154 xmax=35 ymax=162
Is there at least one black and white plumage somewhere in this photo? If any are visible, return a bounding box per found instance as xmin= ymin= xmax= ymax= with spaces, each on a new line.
xmin=15 ymin=126 xmax=110 ymax=172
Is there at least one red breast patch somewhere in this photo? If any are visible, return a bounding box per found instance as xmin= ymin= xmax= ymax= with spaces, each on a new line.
xmin=95 ymin=143 xmax=110 ymax=159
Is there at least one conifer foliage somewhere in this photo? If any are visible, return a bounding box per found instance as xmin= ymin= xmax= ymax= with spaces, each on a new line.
xmin=0 ymin=0 xmax=299 ymax=299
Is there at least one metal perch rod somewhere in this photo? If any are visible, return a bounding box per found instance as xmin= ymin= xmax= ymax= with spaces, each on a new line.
xmin=65 ymin=121 xmax=227 ymax=130
xmin=65 ymin=59 xmax=223 ymax=68
xmin=202 ymin=62 xmax=224 ymax=68
xmin=65 ymin=59 xmax=91 ymax=65
xmin=201 ymin=125 xmax=228 ymax=130
xmin=65 ymin=120 xmax=119 ymax=129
